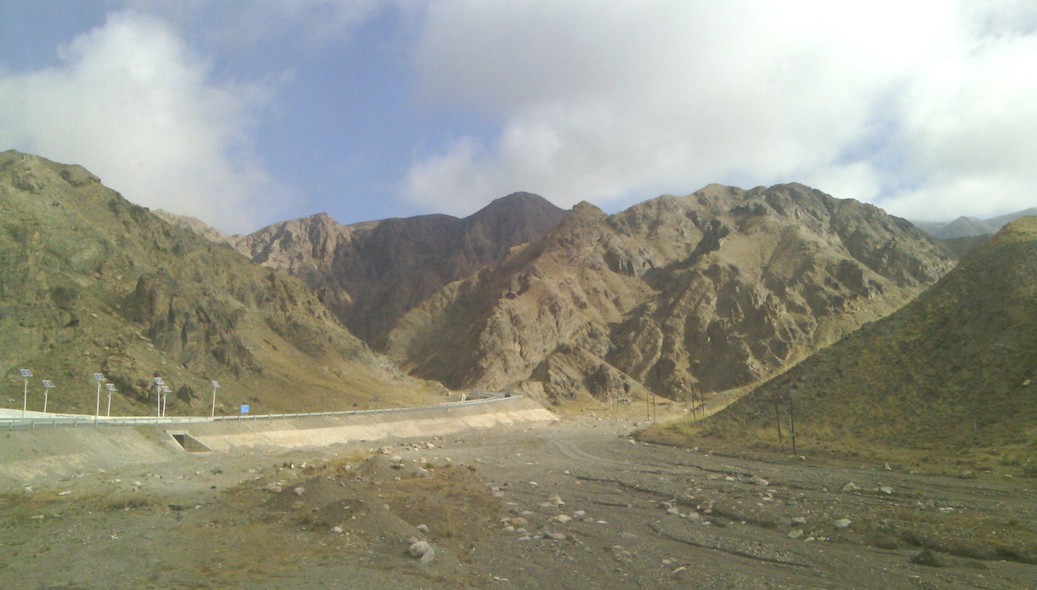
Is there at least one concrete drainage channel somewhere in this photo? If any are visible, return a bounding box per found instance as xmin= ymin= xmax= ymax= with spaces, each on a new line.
xmin=167 ymin=430 xmax=212 ymax=453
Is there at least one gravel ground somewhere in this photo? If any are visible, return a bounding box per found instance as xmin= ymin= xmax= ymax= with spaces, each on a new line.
xmin=1 ymin=416 xmax=1034 ymax=589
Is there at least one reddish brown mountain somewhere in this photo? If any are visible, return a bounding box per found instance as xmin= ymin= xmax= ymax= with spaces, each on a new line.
xmin=234 ymin=193 xmax=567 ymax=342
xmin=383 ymin=184 xmax=957 ymax=403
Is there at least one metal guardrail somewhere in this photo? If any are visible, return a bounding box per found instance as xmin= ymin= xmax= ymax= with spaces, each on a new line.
xmin=0 ymin=394 xmax=520 ymax=431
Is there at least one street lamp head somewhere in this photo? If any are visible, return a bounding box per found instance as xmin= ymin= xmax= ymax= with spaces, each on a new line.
xmin=19 ymin=368 xmax=32 ymax=378
xmin=42 ymin=380 xmax=54 ymax=389
xmin=211 ymin=380 xmax=220 ymax=389
xmin=94 ymin=373 xmax=105 ymax=381
xmin=153 ymin=377 xmax=165 ymax=386
xmin=105 ymin=383 xmax=118 ymax=392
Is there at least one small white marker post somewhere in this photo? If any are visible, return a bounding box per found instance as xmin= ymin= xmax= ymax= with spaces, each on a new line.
xmin=153 ymin=377 xmax=165 ymax=417
xmin=19 ymin=369 xmax=32 ymax=418
xmin=93 ymin=373 xmax=105 ymax=424
xmin=210 ymin=380 xmax=220 ymax=418
xmin=41 ymin=380 xmax=54 ymax=414
xmin=105 ymin=383 xmax=117 ymax=417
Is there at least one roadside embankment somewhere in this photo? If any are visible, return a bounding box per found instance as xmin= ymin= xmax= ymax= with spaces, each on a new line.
xmin=0 ymin=397 xmax=556 ymax=488
xmin=188 ymin=396 xmax=557 ymax=452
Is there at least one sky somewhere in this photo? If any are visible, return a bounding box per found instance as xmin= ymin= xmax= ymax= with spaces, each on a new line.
xmin=1 ymin=1 xmax=1036 ymax=234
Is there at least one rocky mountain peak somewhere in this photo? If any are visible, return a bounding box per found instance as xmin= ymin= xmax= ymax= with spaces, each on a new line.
xmin=384 ymin=183 xmax=957 ymax=402
xmin=237 ymin=192 xmax=568 ymax=342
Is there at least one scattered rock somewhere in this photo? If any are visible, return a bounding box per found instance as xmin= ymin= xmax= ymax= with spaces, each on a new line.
xmin=841 ymin=482 xmax=860 ymax=493
xmin=751 ymin=476 xmax=769 ymax=486
xmin=416 ymin=524 xmax=429 ymax=534
xmin=791 ymin=516 xmax=807 ymax=526
xmin=420 ymin=547 xmax=435 ymax=564
xmin=408 ymin=540 xmax=432 ymax=558
xmin=293 ymin=487 xmax=306 ymax=496
xmin=879 ymin=486 xmax=893 ymax=495
xmin=833 ymin=518 xmax=852 ymax=529
xmin=551 ymin=514 xmax=572 ymax=524
xmin=787 ymin=529 xmax=804 ymax=540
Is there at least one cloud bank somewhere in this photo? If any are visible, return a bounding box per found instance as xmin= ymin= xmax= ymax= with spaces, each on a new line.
xmin=405 ymin=1 xmax=1037 ymax=221
xmin=0 ymin=11 xmax=283 ymax=234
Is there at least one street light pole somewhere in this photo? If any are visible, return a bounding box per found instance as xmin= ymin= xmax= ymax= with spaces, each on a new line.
xmin=93 ymin=373 xmax=105 ymax=424
xmin=105 ymin=383 xmax=117 ymax=417
xmin=160 ymin=385 xmax=171 ymax=418
xmin=19 ymin=369 xmax=32 ymax=418
xmin=211 ymin=380 xmax=220 ymax=418
xmin=153 ymin=377 xmax=165 ymax=417
xmin=41 ymin=380 xmax=54 ymax=413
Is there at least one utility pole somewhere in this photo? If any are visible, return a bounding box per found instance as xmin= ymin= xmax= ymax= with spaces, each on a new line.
xmin=774 ymin=395 xmax=783 ymax=444
xmin=788 ymin=389 xmax=797 ymax=456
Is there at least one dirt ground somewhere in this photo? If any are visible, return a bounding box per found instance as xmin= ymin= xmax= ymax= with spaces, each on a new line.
xmin=1 ymin=413 xmax=1035 ymax=589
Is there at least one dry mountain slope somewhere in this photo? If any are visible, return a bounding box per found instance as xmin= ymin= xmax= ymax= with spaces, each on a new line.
xmin=234 ymin=192 xmax=567 ymax=342
xmin=0 ymin=151 xmax=435 ymax=416
xmin=384 ymin=184 xmax=957 ymax=403
xmin=690 ymin=216 xmax=1037 ymax=459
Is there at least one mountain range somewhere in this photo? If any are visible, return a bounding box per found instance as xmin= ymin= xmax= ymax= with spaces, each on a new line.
xmin=232 ymin=193 xmax=567 ymax=343
xmin=6 ymin=150 xmax=997 ymax=427
xmin=913 ymin=208 xmax=1037 ymax=239
xmin=377 ymin=184 xmax=956 ymax=402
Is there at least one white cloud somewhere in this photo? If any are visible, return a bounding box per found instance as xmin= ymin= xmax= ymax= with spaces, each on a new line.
xmin=405 ymin=1 xmax=1037 ymax=221
xmin=0 ymin=10 xmax=285 ymax=233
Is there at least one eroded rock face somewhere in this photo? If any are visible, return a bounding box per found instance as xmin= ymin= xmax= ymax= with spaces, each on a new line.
xmin=384 ymin=184 xmax=957 ymax=402
xmin=234 ymin=192 xmax=568 ymax=342
xmin=0 ymin=150 xmax=429 ymax=415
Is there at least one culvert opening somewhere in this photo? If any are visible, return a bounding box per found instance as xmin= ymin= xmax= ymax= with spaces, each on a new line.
xmin=167 ymin=431 xmax=211 ymax=453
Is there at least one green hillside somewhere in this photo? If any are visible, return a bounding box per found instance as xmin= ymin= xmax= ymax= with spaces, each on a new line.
xmin=648 ymin=216 xmax=1037 ymax=468
xmin=1 ymin=151 xmax=436 ymax=416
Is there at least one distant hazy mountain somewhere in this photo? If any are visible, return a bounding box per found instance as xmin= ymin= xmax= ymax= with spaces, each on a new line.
xmin=0 ymin=151 xmax=436 ymax=416
xmin=702 ymin=216 xmax=1037 ymax=454
xmin=913 ymin=208 xmax=1037 ymax=239
xmin=383 ymin=183 xmax=957 ymax=402
xmin=234 ymin=193 xmax=567 ymax=342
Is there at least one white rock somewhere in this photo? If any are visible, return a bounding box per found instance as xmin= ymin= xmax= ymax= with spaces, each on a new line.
xmin=833 ymin=518 xmax=852 ymax=529
xmin=841 ymin=482 xmax=860 ymax=493
xmin=409 ymin=540 xmax=431 ymax=558
xmin=787 ymin=529 xmax=804 ymax=539
xmin=419 ymin=547 xmax=435 ymax=564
